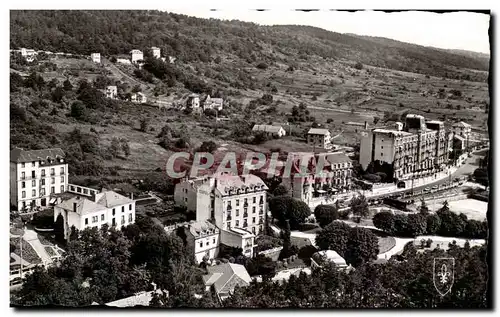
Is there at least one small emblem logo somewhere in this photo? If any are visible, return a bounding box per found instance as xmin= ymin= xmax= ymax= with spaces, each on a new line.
xmin=433 ymin=257 xmax=455 ymax=296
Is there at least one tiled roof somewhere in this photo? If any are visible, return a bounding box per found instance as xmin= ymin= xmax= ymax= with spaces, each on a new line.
xmin=95 ymin=191 xmax=133 ymax=208
xmin=313 ymin=250 xmax=347 ymax=267
xmin=10 ymin=148 xmax=65 ymax=164
xmin=130 ymin=49 xmax=143 ymax=54
xmin=187 ymin=220 xmax=219 ymax=238
xmin=203 ymin=263 xmax=251 ymax=294
xmin=56 ymin=196 xmax=107 ymax=216
xmin=307 ymin=128 xmax=330 ymax=135
xmin=105 ymin=290 xmax=166 ymax=307
xmin=215 ymin=174 xmax=268 ymax=195
xmin=252 ymin=124 xmax=284 ymax=134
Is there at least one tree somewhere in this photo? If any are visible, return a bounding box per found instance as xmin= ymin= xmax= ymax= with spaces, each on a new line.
xmin=373 ymin=211 xmax=395 ymax=234
xmin=473 ymin=168 xmax=489 ymax=189
xmin=279 ymin=220 xmax=294 ymax=259
xmin=419 ymin=198 xmax=430 ymax=216
xmin=109 ymin=137 xmax=121 ymax=158
xmin=272 ymin=184 xmax=289 ymax=196
xmin=426 ymin=214 xmax=442 ymax=235
xmin=70 ymin=101 xmax=85 ymax=120
xmin=344 ymin=227 xmax=379 ymax=267
xmin=121 ymin=139 xmax=131 ymax=157
xmin=139 ymin=117 xmax=149 ymax=132
xmin=350 ymin=194 xmax=370 ymax=220
xmin=316 ymin=221 xmax=351 ymax=255
xmin=354 ymin=62 xmax=363 ymax=70
xmin=198 ymin=141 xmax=217 ymax=153
xmin=314 ymin=205 xmax=340 ymax=227
xmin=54 ymin=214 xmax=65 ymax=244
xmin=269 ymin=196 xmax=310 ymax=229
xmin=51 ymin=86 xmax=65 ymax=103
xmin=406 ymin=214 xmax=428 ymax=237
xmin=63 ymin=79 xmax=73 ymax=91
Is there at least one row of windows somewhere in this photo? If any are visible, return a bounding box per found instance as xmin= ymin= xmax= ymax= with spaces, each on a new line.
xmin=227 ymin=196 xmax=264 ymax=207
xmin=226 ymin=222 xmax=263 ymax=234
xmin=20 ymin=167 xmax=65 ymax=179
xmin=21 ymin=186 xmax=63 ymax=198
xmin=85 ymin=213 xmax=133 ymax=225
xmin=21 ymin=177 xmax=64 ymax=188
xmin=227 ymin=206 xmax=264 ymax=217
xmin=21 ymin=162 xmax=64 ymax=168
xmin=199 ymin=238 xmax=217 ymax=248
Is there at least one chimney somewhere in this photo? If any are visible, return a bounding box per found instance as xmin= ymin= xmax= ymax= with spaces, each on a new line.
xmin=130 ymin=192 xmax=134 ymax=200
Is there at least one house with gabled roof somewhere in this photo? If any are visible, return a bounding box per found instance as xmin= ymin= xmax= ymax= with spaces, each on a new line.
xmin=252 ymin=124 xmax=286 ymax=138
xmin=203 ymin=263 xmax=251 ymax=301
xmin=307 ymin=128 xmax=332 ymax=149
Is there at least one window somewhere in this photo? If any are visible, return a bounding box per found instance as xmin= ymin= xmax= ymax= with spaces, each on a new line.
xmin=92 ymin=216 xmax=98 ymax=223
xmin=22 ymin=182 xmax=25 ymax=188
xmin=236 ymin=209 xmax=239 ymax=217
xmin=213 ymin=238 xmax=215 ymax=244
xmin=40 ymin=189 xmax=45 ymax=196
xmin=32 ymin=162 xmax=35 ymax=167
xmin=252 ymin=227 xmax=256 ymax=234
xmin=128 ymin=214 xmax=133 ymax=222
xmin=121 ymin=215 xmax=125 ymax=225
xmin=41 ymin=179 xmax=45 ymax=185
xmin=50 ymin=168 xmax=55 ymax=175
xmin=236 ymin=199 xmax=239 ymax=206
xmin=51 ymin=187 xmax=55 ymax=194
xmin=381 ymin=153 xmax=383 ymax=157
xmin=101 ymin=214 xmax=105 ymax=221
xmin=21 ymin=163 xmax=25 ymax=168
xmin=206 ymin=241 xmax=209 ymax=246
xmin=61 ymin=176 xmax=65 ymax=183
xmin=21 ymin=172 xmax=25 ymax=179
xmin=22 ymin=191 xmax=26 ymax=198
xmin=252 ymin=206 xmax=256 ymax=213
xmin=60 ymin=185 xmax=64 ymax=192
xmin=129 ymin=204 xmax=132 ymax=210
xmin=32 ymin=189 xmax=36 ymax=197
xmin=112 ymin=208 xmax=116 ymax=216
xmin=199 ymin=242 xmax=203 ymax=248
xmin=236 ymin=220 xmax=240 ymax=227
xmin=252 ymin=217 xmax=255 ymax=224
xmin=253 ymin=197 xmax=256 ymax=203
xmin=60 ymin=167 xmax=65 ymax=174
xmin=51 ymin=178 xmax=55 ymax=184
xmin=122 ymin=206 xmax=125 ymax=212
xmin=227 ymin=222 xmax=231 ymax=229
xmin=32 ymin=180 xmax=36 ymax=187
xmin=85 ymin=218 xmax=88 ymax=225
xmin=184 ymin=197 xmax=187 ymax=202
xmin=41 ymin=169 xmax=45 ymax=177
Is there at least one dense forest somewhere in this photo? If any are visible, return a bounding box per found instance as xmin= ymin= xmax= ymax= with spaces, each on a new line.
xmin=10 ymin=10 xmax=489 ymax=79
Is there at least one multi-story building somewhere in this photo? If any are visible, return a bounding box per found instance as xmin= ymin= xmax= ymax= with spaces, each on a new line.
xmin=151 ymin=47 xmax=161 ymax=59
xmin=452 ymin=121 xmax=472 ymax=139
xmin=307 ymin=128 xmax=332 ymax=149
xmin=91 ymin=53 xmax=101 ymax=63
xmin=53 ymin=189 xmax=135 ymax=240
xmin=165 ymin=220 xmax=220 ymax=264
xmin=284 ymin=152 xmax=353 ymax=203
xmin=174 ymin=173 xmax=268 ymax=258
xmin=10 ymin=148 xmax=69 ymax=211
xmin=130 ymin=49 xmax=144 ymax=64
xmin=105 ymin=86 xmax=118 ymax=99
xmin=359 ymin=114 xmax=452 ymax=181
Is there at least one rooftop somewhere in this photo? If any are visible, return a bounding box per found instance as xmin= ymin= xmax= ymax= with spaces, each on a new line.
xmin=307 ymin=128 xmax=330 ymax=135
xmin=252 ymin=124 xmax=284 ymax=134
xmin=372 ymin=128 xmax=413 ymax=137
xmin=203 ymin=263 xmax=251 ymax=295
xmin=187 ymin=220 xmax=219 ymax=238
xmin=56 ymin=196 xmax=107 ymax=216
xmin=10 ymin=148 xmax=65 ymax=164
xmin=130 ymin=49 xmax=143 ymax=54
xmin=313 ymin=250 xmax=347 ymax=267
xmin=95 ymin=190 xmax=134 ymax=208
xmin=215 ymin=174 xmax=268 ymax=196
xmin=105 ymin=289 xmax=166 ymax=307
xmin=453 ymin=121 xmax=471 ymax=128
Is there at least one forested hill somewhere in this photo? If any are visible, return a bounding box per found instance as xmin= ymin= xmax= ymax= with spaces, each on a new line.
xmin=10 ymin=10 xmax=489 ymax=78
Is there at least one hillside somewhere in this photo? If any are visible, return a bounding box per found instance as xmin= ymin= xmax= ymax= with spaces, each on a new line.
xmin=10 ymin=10 xmax=489 ymax=81
xmin=9 ymin=10 xmax=490 ymax=189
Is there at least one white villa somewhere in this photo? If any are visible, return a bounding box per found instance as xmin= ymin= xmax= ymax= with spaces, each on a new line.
xmin=252 ymin=125 xmax=286 ymax=138
xmin=105 ymin=86 xmax=118 ymax=99
xmin=130 ymin=49 xmax=144 ymax=64
xmin=91 ymin=53 xmax=101 ymax=63
xmin=53 ymin=189 xmax=136 ymax=240
xmin=151 ymin=47 xmax=161 ymax=59
xmin=131 ymin=92 xmax=147 ymax=104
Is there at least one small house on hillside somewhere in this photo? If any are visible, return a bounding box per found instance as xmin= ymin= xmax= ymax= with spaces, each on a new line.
xmin=91 ymin=53 xmax=101 ymax=63
xmin=203 ymin=95 xmax=224 ymax=111
xmin=131 ymin=92 xmax=147 ymax=104
xmin=252 ymin=124 xmax=286 ymax=138
xmin=151 ymin=47 xmax=161 ymax=59
xmin=307 ymin=128 xmax=332 ymax=149
xmin=105 ymin=86 xmax=118 ymax=99
xmin=130 ymin=50 xmax=144 ymax=64
xmin=186 ymin=94 xmax=200 ymax=110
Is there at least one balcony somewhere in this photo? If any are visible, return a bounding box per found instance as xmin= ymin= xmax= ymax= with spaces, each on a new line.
xmin=243 ymin=202 xmax=248 ymax=207
xmin=259 ymin=199 xmax=264 ymax=205
xmin=259 ymin=218 xmax=264 ymax=224
xmin=227 ymin=205 xmax=232 ymax=211
xmin=226 ymin=215 xmax=232 ymax=221
xmin=243 ymin=212 xmax=248 ymax=218
xmin=259 ymin=208 xmax=264 ymax=215
xmin=243 ymin=222 xmax=248 ymax=228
